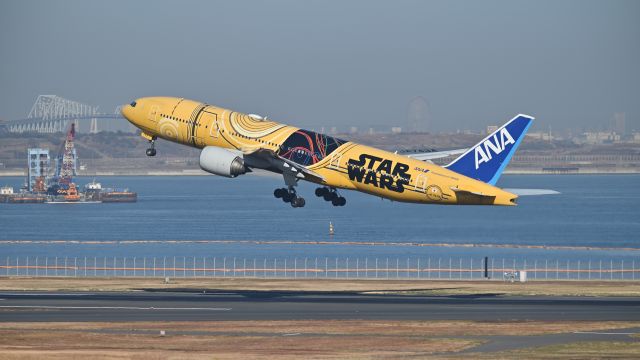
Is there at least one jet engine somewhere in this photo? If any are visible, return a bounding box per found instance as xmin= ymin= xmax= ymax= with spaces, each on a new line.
xmin=199 ymin=146 xmax=248 ymax=178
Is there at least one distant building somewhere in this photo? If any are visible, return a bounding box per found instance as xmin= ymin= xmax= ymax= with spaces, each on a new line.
xmin=526 ymin=131 xmax=554 ymax=142
xmin=460 ymin=129 xmax=478 ymax=135
xmin=27 ymin=148 xmax=50 ymax=192
xmin=349 ymin=126 xmax=358 ymax=134
xmin=391 ymin=127 xmax=402 ymax=134
xmin=611 ymin=112 xmax=626 ymax=136
xmin=578 ymin=132 xmax=621 ymax=145
xmin=486 ymin=125 xmax=498 ymax=135
xmin=407 ymin=96 xmax=430 ymax=132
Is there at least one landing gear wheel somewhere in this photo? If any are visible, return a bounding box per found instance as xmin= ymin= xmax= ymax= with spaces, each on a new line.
xmin=319 ymin=187 xmax=345 ymax=206
xmin=331 ymin=196 xmax=346 ymax=207
xmin=274 ymin=188 xmax=286 ymax=198
xmin=338 ymin=197 xmax=346 ymax=206
xmin=146 ymin=138 xmax=157 ymax=157
xmin=281 ymin=187 xmax=297 ymax=203
xmin=276 ymin=172 xmax=305 ymax=208
xmin=291 ymin=197 xmax=306 ymax=208
xmin=315 ymin=187 xmax=328 ymax=197
xmin=323 ymin=192 xmax=336 ymax=202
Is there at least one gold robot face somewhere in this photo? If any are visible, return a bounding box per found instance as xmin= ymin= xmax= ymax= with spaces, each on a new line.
xmin=158 ymin=117 xmax=179 ymax=141
xmin=426 ymin=185 xmax=443 ymax=201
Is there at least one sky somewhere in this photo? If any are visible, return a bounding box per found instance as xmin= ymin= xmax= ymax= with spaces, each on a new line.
xmin=1 ymin=0 xmax=638 ymax=133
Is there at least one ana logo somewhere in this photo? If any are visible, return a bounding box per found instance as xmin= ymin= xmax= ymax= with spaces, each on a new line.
xmin=474 ymin=127 xmax=515 ymax=169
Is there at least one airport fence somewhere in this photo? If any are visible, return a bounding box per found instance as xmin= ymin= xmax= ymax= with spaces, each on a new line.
xmin=1 ymin=255 xmax=639 ymax=281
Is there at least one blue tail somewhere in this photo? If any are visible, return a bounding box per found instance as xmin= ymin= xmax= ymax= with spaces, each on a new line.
xmin=445 ymin=114 xmax=533 ymax=185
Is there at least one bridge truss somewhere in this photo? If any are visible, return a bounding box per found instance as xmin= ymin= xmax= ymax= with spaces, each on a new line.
xmin=4 ymin=95 xmax=129 ymax=133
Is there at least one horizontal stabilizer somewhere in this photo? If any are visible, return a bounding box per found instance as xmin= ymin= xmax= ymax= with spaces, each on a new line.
xmin=406 ymin=148 xmax=467 ymax=161
xmin=504 ymin=188 xmax=560 ymax=196
xmin=449 ymin=187 xmax=497 ymax=205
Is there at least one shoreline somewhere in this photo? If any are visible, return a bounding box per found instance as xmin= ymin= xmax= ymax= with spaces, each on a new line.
xmin=1 ymin=239 xmax=639 ymax=252
xmin=1 ymin=169 xmax=639 ymax=176
xmin=1 ymin=277 xmax=639 ymax=296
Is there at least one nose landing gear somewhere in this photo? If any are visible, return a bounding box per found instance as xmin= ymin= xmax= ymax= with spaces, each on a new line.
xmin=315 ymin=187 xmax=346 ymax=206
xmin=274 ymin=187 xmax=306 ymax=208
xmin=145 ymin=137 xmax=157 ymax=157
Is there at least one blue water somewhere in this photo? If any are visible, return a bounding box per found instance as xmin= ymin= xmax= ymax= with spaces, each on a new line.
xmin=0 ymin=174 xmax=639 ymax=261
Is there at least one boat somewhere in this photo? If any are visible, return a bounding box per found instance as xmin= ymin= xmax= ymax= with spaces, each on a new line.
xmin=7 ymin=194 xmax=47 ymax=204
xmin=84 ymin=180 xmax=137 ymax=203
xmin=83 ymin=180 xmax=103 ymax=201
xmin=100 ymin=189 xmax=137 ymax=203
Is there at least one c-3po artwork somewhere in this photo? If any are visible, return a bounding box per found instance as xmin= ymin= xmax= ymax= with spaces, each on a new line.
xmin=123 ymin=97 xmax=553 ymax=208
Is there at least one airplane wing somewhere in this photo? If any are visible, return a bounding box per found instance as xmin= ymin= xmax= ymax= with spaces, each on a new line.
xmin=405 ymin=148 xmax=467 ymax=161
xmin=243 ymin=147 xmax=325 ymax=184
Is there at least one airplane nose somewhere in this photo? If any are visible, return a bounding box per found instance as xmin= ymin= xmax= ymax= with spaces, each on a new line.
xmin=121 ymin=100 xmax=137 ymax=121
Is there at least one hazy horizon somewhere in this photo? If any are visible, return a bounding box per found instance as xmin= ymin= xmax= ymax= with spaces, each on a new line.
xmin=1 ymin=0 xmax=638 ymax=133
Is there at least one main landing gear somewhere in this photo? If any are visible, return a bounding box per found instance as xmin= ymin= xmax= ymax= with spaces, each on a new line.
xmin=315 ymin=187 xmax=346 ymax=206
xmin=272 ymin=185 xmax=346 ymax=208
xmin=145 ymin=137 xmax=157 ymax=157
xmin=274 ymin=187 xmax=306 ymax=208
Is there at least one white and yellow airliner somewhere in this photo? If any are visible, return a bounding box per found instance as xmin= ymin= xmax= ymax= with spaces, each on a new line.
xmin=122 ymin=97 xmax=548 ymax=208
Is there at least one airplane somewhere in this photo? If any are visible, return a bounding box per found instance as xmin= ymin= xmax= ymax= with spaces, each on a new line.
xmin=122 ymin=96 xmax=551 ymax=208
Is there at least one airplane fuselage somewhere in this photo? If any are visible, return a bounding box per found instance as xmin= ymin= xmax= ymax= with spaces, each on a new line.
xmin=122 ymin=97 xmax=517 ymax=206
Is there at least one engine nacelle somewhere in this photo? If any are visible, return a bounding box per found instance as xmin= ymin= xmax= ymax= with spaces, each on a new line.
xmin=199 ymin=146 xmax=247 ymax=178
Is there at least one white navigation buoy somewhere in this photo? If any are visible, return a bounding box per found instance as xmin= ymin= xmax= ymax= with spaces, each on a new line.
xmin=329 ymin=221 xmax=335 ymax=236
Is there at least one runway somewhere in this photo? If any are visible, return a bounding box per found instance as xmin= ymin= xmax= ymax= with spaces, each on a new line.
xmin=1 ymin=290 xmax=639 ymax=322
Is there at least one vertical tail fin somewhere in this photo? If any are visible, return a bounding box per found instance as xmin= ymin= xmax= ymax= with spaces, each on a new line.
xmin=445 ymin=114 xmax=533 ymax=185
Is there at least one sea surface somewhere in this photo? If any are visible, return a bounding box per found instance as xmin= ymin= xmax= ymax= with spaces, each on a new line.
xmin=0 ymin=174 xmax=639 ymax=263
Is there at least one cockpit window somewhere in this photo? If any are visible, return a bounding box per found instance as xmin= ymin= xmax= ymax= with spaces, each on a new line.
xmin=130 ymin=101 xmax=137 ymax=107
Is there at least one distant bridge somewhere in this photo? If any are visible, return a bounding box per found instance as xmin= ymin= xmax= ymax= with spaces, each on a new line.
xmin=3 ymin=95 xmax=132 ymax=133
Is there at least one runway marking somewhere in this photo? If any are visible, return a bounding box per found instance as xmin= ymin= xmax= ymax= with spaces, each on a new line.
xmin=0 ymin=306 xmax=231 ymax=311
xmin=573 ymin=331 xmax=637 ymax=335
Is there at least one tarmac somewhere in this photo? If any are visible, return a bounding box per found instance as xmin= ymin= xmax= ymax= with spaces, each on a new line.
xmin=1 ymin=290 xmax=639 ymax=322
